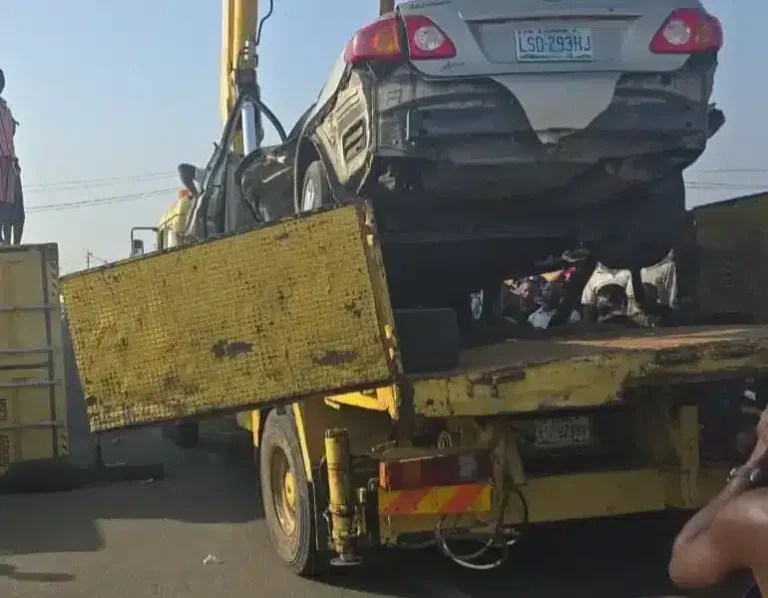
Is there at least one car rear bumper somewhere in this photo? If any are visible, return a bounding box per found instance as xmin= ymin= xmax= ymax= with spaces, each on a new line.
xmin=373 ymin=63 xmax=715 ymax=199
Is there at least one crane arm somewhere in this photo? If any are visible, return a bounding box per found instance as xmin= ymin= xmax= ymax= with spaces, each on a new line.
xmin=222 ymin=0 xmax=394 ymax=125
xmin=220 ymin=0 xmax=259 ymax=125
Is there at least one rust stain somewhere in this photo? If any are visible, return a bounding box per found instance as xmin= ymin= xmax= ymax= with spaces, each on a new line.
xmin=162 ymin=373 xmax=180 ymax=391
xmin=277 ymin=288 xmax=288 ymax=311
xmin=277 ymin=232 xmax=290 ymax=241
xmin=313 ymin=350 xmax=358 ymax=367
xmin=537 ymin=394 xmax=571 ymax=409
xmin=712 ymin=342 xmax=758 ymax=360
xmin=654 ymin=347 xmax=701 ymax=367
xmin=211 ymin=340 xmax=254 ymax=359
xmin=475 ymin=368 xmax=527 ymax=386
xmin=344 ymin=301 xmax=362 ymax=319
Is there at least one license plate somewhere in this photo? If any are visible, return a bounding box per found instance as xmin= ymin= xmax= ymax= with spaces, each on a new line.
xmin=515 ymin=27 xmax=594 ymax=62
xmin=534 ymin=416 xmax=591 ymax=448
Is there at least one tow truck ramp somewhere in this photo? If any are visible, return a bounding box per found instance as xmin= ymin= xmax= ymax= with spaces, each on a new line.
xmin=62 ymin=204 xmax=398 ymax=432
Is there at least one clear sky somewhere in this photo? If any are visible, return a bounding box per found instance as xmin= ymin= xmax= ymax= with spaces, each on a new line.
xmin=0 ymin=0 xmax=764 ymax=274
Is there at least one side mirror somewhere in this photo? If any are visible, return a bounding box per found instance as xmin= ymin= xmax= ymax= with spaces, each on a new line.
xmin=131 ymin=239 xmax=145 ymax=257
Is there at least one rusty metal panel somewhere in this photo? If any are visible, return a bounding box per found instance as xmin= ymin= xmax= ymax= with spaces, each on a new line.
xmin=61 ymin=205 xmax=397 ymax=432
xmin=412 ymin=325 xmax=768 ymax=417
xmin=692 ymin=192 xmax=768 ymax=320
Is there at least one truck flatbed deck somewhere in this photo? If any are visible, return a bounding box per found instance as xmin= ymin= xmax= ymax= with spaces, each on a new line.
xmin=410 ymin=325 xmax=768 ymax=417
xmin=62 ymin=203 xmax=767 ymax=432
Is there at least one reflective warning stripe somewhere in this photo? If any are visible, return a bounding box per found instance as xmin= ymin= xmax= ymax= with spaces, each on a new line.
xmin=378 ymin=483 xmax=491 ymax=516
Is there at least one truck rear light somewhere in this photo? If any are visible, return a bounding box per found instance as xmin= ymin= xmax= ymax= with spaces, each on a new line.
xmin=650 ymin=9 xmax=723 ymax=54
xmin=379 ymin=451 xmax=492 ymax=491
xmin=344 ymin=17 xmax=403 ymax=64
xmin=404 ymin=15 xmax=457 ymax=60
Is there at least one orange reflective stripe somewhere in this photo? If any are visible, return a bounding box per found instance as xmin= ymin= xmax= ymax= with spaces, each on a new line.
xmin=438 ymin=483 xmax=486 ymax=514
xmin=380 ymin=488 xmax=430 ymax=515
xmin=378 ymin=483 xmax=492 ymax=516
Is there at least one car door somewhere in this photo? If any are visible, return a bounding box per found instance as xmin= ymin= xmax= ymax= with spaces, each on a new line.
xmin=239 ymin=109 xmax=313 ymax=222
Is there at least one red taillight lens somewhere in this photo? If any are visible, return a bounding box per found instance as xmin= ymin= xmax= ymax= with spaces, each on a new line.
xmin=379 ymin=452 xmax=492 ymax=491
xmin=344 ymin=17 xmax=403 ymax=64
xmin=404 ymin=15 xmax=457 ymax=60
xmin=650 ymin=8 xmax=723 ymax=54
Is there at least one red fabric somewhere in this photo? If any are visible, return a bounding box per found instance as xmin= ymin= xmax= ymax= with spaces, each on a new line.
xmin=0 ymin=100 xmax=15 ymax=157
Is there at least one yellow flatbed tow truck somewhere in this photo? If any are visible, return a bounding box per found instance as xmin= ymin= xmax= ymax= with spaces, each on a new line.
xmin=57 ymin=0 xmax=768 ymax=576
xmin=60 ymin=196 xmax=768 ymax=575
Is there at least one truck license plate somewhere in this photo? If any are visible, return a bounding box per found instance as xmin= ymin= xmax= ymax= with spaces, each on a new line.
xmin=515 ymin=27 xmax=594 ymax=62
xmin=534 ymin=416 xmax=591 ymax=448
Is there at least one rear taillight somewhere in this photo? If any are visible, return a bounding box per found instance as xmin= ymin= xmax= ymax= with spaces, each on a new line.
xmin=404 ymin=15 xmax=456 ymax=60
xmin=379 ymin=451 xmax=492 ymax=491
xmin=344 ymin=17 xmax=403 ymax=63
xmin=344 ymin=14 xmax=457 ymax=65
xmin=650 ymin=8 xmax=723 ymax=54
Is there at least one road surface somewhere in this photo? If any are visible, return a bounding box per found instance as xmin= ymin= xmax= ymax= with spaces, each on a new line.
xmin=0 ymin=425 xmax=752 ymax=598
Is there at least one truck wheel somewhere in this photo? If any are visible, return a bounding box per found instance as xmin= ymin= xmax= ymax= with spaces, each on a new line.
xmin=260 ymin=409 xmax=320 ymax=576
xmin=299 ymin=160 xmax=332 ymax=212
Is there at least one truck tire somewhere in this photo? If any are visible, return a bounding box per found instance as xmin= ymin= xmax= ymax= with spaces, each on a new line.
xmin=260 ymin=409 xmax=321 ymax=576
xmin=299 ymin=160 xmax=332 ymax=212
xmin=595 ymin=171 xmax=685 ymax=271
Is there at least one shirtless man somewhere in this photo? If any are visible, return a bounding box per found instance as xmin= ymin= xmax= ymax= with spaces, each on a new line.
xmin=669 ymin=408 xmax=768 ymax=596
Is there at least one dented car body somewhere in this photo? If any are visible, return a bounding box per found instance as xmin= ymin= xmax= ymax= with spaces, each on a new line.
xmin=240 ymin=0 xmax=724 ymax=304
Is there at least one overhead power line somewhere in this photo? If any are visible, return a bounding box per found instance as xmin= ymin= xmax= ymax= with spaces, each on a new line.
xmin=686 ymin=181 xmax=768 ymax=190
xmin=697 ymin=168 xmax=768 ymax=174
xmin=26 ymin=188 xmax=177 ymax=214
xmin=25 ymin=172 xmax=178 ymax=194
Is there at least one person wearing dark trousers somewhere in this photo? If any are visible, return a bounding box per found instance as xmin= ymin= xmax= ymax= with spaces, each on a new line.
xmin=2 ymin=160 xmax=24 ymax=244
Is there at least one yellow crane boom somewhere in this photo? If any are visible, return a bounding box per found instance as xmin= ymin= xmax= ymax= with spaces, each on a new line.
xmin=220 ymin=0 xmax=259 ymax=125
xmin=221 ymin=0 xmax=395 ymax=126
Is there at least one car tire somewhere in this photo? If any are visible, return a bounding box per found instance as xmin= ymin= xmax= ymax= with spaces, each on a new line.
xmin=596 ymin=171 xmax=685 ymax=271
xmin=299 ymin=160 xmax=332 ymax=212
xmin=260 ymin=409 xmax=322 ymax=576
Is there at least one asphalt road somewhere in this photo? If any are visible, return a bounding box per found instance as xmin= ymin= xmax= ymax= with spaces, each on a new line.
xmin=0 ymin=427 xmax=753 ymax=598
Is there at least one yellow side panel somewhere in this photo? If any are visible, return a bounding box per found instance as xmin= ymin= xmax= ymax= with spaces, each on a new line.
xmin=0 ymin=245 xmax=67 ymax=473
xmin=413 ymin=325 xmax=768 ymax=417
xmin=61 ymin=205 xmax=396 ymax=432
xmin=693 ymin=192 xmax=768 ymax=320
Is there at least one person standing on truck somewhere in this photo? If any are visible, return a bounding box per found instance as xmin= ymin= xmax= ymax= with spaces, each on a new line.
xmin=669 ymin=407 xmax=768 ymax=598
xmin=178 ymin=163 xmax=206 ymax=198
xmin=6 ymin=163 xmax=25 ymax=245
xmin=0 ymin=69 xmax=20 ymax=245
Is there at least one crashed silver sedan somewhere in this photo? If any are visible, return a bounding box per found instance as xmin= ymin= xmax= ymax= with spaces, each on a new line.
xmin=240 ymin=0 xmax=724 ymax=311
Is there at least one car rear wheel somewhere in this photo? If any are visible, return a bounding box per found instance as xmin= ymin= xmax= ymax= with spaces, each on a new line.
xmin=260 ymin=409 xmax=322 ymax=576
xmin=595 ymin=171 xmax=685 ymax=271
xmin=300 ymin=160 xmax=332 ymax=212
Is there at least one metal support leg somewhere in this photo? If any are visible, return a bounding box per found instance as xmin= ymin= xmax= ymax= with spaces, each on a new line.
xmin=324 ymin=428 xmax=362 ymax=566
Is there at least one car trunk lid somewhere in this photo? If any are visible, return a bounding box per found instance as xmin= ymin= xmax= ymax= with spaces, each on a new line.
xmin=397 ymin=0 xmax=692 ymax=139
xmin=400 ymin=0 xmax=689 ymax=77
